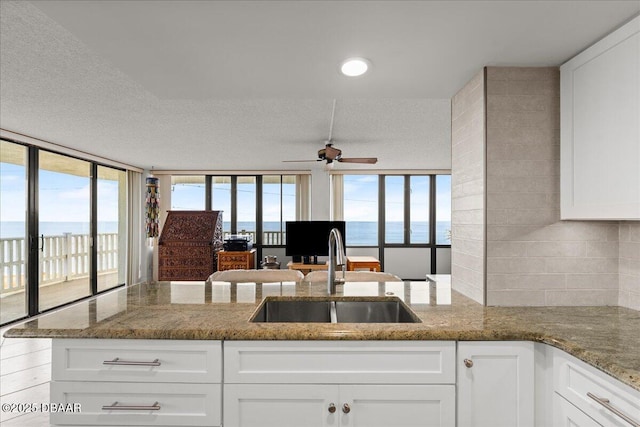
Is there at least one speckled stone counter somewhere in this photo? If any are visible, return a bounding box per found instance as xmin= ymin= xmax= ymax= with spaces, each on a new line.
xmin=5 ymin=280 xmax=640 ymax=391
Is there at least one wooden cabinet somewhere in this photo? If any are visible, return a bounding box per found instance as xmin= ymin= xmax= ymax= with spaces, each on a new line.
xmin=223 ymin=341 xmax=456 ymax=427
xmin=560 ymin=16 xmax=640 ymax=220
xmin=158 ymin=210 xmax=223 ymax=280
xmin=217 ymin=249 xmax=256 ymax=271
xmin=457 ymin=341 xmax=535 ymax=427
xmin=50 ymin=339 xmax=222 ymax=426
xmin=553 ymin=347 xmax=640 ymax=427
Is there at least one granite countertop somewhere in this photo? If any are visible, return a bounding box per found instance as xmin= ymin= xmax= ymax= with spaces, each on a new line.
xmin=4 ymin=280 xmax=640 ymax=391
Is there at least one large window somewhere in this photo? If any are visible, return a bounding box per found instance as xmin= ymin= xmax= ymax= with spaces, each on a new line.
xmin=168 ymin=174 xmax=299 ymax=247
xmin=262 ymin=175 xmax=296 ymax=245
xmin=212 ymin=176 xmax=232 ymax=235
xmin=342 ymin=173 xmax=451 ymax=248
xmin=38 ymin=151 xmax=92 ymax=312
xmin=0 ymin=139 xmax=128 ymax=326
xmin=0 ymin=141 xmax=28 ymax=324
xmin=171 ymin=176 xmax=205 ymax=210
xmin=410 ymin=176 xmax=430 ymax=244
xmin=343 ymin=175 xmax=379 ymax=246
xmin=97 ymin=166 xmax=127 ymax=292
xmin=436 ymin=175 xmax=452 ymax=244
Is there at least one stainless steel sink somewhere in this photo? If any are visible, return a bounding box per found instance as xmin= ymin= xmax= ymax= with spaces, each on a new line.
xmin=250 ymin=297 xmax=421 ymax=323
xmin=250 ymin=300 xmax=332 ymax=323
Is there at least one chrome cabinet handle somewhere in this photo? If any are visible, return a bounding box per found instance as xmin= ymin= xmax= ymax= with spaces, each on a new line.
xmin=102 ymin=401 xmax=161 ymax=411
xmin=464 ymin=358 xmax=473 ymax=368
xmin=342 ymin=403 xmax=351 ymax=414
xmin=103 ymin=357 xmax=161 ymax=366
xmin=328 ymin=403 xmax=336 ymax=413
xmin=587 ymin=392 xmax=640 ymax=427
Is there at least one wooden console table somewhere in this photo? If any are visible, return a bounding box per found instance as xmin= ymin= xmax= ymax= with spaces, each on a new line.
xmin=217 ymin=249 xmax=256 ymax=271
xmin=346 ymin=256 xmax=381 ymax=272
xmin=287 ymin=261 xmax=328 ymax=275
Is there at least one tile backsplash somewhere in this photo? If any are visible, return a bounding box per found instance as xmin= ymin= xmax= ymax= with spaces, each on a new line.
xmin=451 ymin=66 xmax=639 ymax=310
xmin=619 ymin=222 xmax=640 ymax=310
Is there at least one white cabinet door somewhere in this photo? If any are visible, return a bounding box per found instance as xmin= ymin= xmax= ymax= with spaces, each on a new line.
xmin=224 ymin=384 xmax=336 ymax=427
xmin=560 ymin=15 xmax=640 ymax=220
xmin=457 ymin=341 xmax=534 ymax=427
xmin=554 ymin=392 xmax=603 ymax=427
xmin=224 ymin=384 xmax=455 ymax=427
xmin=340 ymin=384 xmax=455 ymax=427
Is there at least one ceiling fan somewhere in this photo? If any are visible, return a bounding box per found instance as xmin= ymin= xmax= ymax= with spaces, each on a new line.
xmin=284 ymin=100 xmax=378 ymax=165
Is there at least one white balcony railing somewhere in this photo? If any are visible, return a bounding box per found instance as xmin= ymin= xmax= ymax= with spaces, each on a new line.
xmin=2 ymin=231 xmax=285 ymax=295
xmin=0 ymin=233 xmax=119 ymax=296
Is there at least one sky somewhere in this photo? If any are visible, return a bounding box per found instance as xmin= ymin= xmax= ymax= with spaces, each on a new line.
xmin=1 ymin=162 xmax=121 ymax=222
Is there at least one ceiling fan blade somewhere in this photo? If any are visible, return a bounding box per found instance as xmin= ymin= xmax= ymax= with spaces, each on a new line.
xmin=282 ymin=159 xmax=321 ymax=162
xmin=337 ymin=157 xmax=378 ymax=164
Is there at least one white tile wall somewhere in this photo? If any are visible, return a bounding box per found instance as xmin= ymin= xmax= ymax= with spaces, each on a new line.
xmin=484 ymin=67 xmax=620 ymax=306
xmin=451 ymin=69 xmax=485 ymax=304
xmin=619 ymin=222 xmax=640 ymax=310
xmin=451 ymin=67 xmax=638 ymax=310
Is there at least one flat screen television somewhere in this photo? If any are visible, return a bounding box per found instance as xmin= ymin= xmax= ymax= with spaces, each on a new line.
xmin=285 ymin=221 xmax=346 ymax=263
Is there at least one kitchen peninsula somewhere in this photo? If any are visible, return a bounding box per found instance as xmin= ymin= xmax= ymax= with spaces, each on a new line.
xmin=5 ymin=280 xmax=640 ymax=426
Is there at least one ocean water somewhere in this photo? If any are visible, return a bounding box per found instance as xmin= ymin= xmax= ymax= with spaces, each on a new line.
xmin=1 ymin=221 xmax=451 ymax=245
xmin=1 ymin=221 xmax=119 ymax=239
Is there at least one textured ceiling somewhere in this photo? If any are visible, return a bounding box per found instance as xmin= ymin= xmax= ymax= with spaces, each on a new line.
xmin=1 ymin=1 xmax=638 ymax=171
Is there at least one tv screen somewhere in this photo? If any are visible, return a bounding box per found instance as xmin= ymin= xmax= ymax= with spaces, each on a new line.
xmin=285 ymin=221 xmax=346 ymax=259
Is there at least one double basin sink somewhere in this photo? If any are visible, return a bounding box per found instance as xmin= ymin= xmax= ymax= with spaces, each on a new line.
xmin=250 ymin=296 xmax=421 ymax=324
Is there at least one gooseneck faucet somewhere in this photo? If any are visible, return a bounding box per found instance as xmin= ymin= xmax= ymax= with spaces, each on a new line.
xmin=328 ymin=228 xmax=346 ymax=294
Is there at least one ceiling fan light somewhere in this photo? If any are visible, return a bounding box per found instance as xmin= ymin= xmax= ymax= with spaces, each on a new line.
xmin=340 ymin=58 xmax=370 ymax=77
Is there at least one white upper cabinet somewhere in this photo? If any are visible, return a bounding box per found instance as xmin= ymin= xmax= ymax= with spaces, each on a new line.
xmin=561 ymin=16 xmax=640 ymax=220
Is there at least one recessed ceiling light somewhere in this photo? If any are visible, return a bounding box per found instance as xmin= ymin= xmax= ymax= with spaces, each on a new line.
xmin=340 ymin=57 xmax=371 ymax=77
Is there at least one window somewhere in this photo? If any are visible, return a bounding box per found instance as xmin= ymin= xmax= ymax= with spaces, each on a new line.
xmin=262 ymin=175 xmax=296 ymax=246
xmin=212 ymin=176 xmax=231 ymax=235
xmin=236 ymin=176 xmax=256 ymax=241
xmin=343 ymin=175 xmax=378 ymax=246
xmin=410 ymin=176 xmax=430 ymax=244
xmin=97 ymin=166 xmax=126 ymax=292
xmin=0 ymin=141 xmax=28 ymax=324
xmin=0 ymin=138 xmax=129 ymax=326
xmin=171 ymin=176 xmax=205 ymax=210
xmin=341 ymin=173 xmax=451 ymax=248
xmin=38 ymin=151 xmax=92 ymax=312
xmin=168 ymin=174 xmax=300 ymax=247
xmin=385 ymin=176 xmax=404 ymax=244
xmin=384 ymin=175 xmax=431 ymax=245
xmin=436 ymin=175 xmax=452 ymax=244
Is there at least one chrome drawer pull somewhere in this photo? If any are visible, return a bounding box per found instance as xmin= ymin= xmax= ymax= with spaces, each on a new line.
xmin=101 ymin=401 xmax=161 ymax=411
xmin=587 ymin=392 xmax=640 ymax=427
xmin=103 ymin=357 xmax=161 ymax=367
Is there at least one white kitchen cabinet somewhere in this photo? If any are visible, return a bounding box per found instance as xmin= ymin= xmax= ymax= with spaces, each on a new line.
xmin=457 ymin=341 xmax=535 ymax=427
xmin=553 ymin=347 xmax=640 ymax=427
xmin=554 ymin=392 xmax=603 ymax=427
xmin=224 ymin=384 xmax=455 ymax=427
xmin=50 ymin=339 xmax=222 ymax=426
xmin=560 ymin=15 xmax=640 ymax=220
xmin=223 ymin=341 xmax=456 ymax=427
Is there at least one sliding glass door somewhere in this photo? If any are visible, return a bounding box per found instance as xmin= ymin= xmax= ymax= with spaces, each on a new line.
xmin=97 ymin=166 xmax=126 ymax=292
xmin=0 ymin=141 xmax=28 ymax=324
xmin=38 ymin=151 xmax=91 ymax=312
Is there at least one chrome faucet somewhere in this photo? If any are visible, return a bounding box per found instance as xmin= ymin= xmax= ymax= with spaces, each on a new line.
xmin=328 ymin=228 xmax=346 ymax=294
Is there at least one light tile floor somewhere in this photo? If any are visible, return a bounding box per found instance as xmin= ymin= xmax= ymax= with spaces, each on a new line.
xmin=0 ymin=327 xmax=52 ymax=426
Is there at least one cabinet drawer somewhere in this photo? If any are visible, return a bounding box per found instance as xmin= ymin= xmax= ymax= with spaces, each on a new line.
xmin=224 ymin=341 xmax=456 ymax=384
xmin=554 ymin=392 xmax=603 ymax=427
xmin=52 ymin=339 xmax=221 ymax=383
xmin=554 ymin=349 xmax=640 ymax=427
xmin=50 ymin=382 xmax=221 ymax=426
